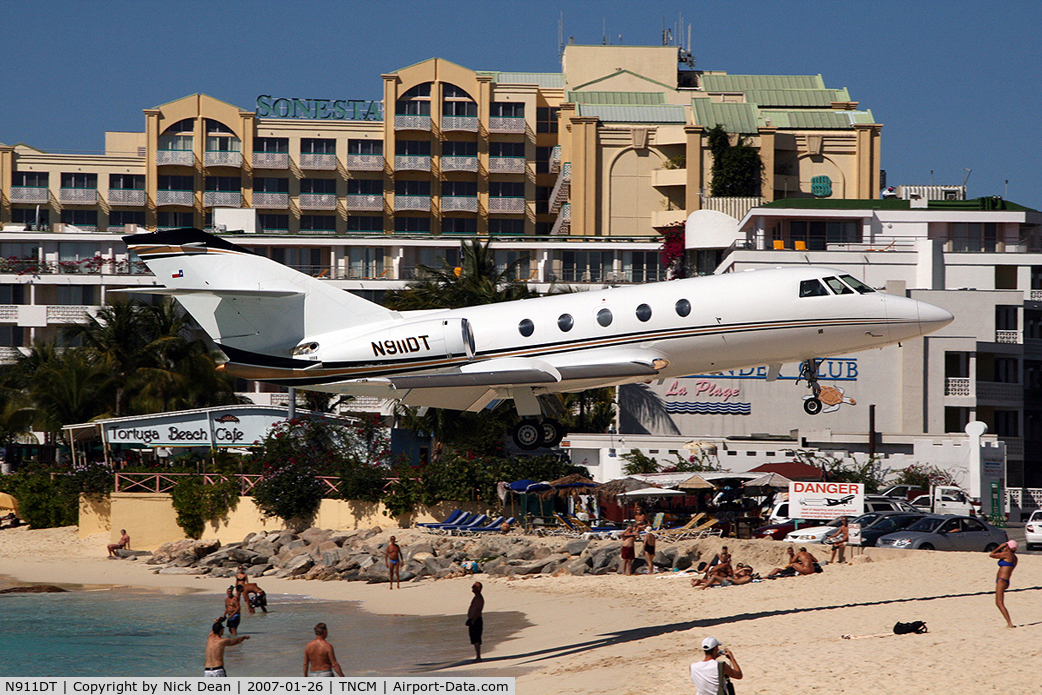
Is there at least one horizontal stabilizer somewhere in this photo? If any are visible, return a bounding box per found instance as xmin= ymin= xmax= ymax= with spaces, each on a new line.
xmin=110 ymin=287 xmax=302 ymax=298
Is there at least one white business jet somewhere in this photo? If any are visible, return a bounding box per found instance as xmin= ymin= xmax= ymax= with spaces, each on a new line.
xmin=123 ymin=229 xmax=953 ymax=450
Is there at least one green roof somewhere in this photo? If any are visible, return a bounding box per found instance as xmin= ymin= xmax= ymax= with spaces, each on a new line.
xmin=762 ymin=197 xmax=1037 ymax=212
xmin=567 ymin=91 xmax=665 ymax=105
xmin=691 ymin=101 xmax=765 ymax=133
xmin=742 ymin=88 xmax=851 ymax=108
xmin=576 ymin=104 xmax=686 ymax=123
xmin=760 ymin=109 xmax=876 ymax=129
xmin=480 ymin=72 xmax=565 ymax=88
xmin=701 ymin=74 xmax=826 ymax=92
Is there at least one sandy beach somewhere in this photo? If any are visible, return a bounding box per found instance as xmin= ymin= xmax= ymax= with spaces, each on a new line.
xmin=1 ymin=526 xmax=1039 ymax=694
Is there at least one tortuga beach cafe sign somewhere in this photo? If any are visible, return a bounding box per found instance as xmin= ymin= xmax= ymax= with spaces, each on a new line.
xmin=256 ymin=95 xmax=382 ymax=121
xmin=102 ymin=407 xmax=289 ymax=449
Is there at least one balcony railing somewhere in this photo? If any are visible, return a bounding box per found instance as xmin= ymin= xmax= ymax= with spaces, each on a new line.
xmin=442 ymin=196 xmax=478 ymax=213
xmin=0 ymin=347 xmax=23 ymax=363
xmin=441 ymin=156 xmax=478 ymax=172
xmin=550 ymin=163 xmax=571 ymax=214
xmin=395 ymin=155 xmax=431 ymax=172
xmin=252 ymin=152 xmax=290 ymax=169
xmin=394 ymin=115 xmax=431 ymax=131
xmin=0 ymin=258 xmax=149 ymax=276
xmin=252 ymin=191 xmax=289 ymax=209
xmin=299 ymin=193 xmax=337 ymax=210
xmin=550 ymin=145 xmax=561 ymax=174
xmin=204 ymin=191 xmax=242 ymax=208
xmin=396 ymin=195 xmax=431 ymax=212
xmin=299 ymin=153 xmax=337 ymax=170
xmin=59 ymin=188 xmax=98 ymax=205
xmin=205 ymin=150 xmax=243 ymax=167
xmin=346 ymin=194 xmax=383 ymax=212
xmin=9 ymin=186 xmax=50 ymax=204
xmin=156 ymin=150 xmax=194 ymax=166
xmin=108 ymin=189 xmax=146 ymax=206
xmin=977 ymin=381 xmax=1023 ymax=402
xmin=1001 ymin=437 xmax=1025 ymax=460
xmin=0 ymin=306 xmax=18 ymax=320
xmin=346 ymin=154 xmax=384 ymax=171
xmin=114 ymin=472 xmax=347 ymax=496
xmin=701 ymin=196 xmax=765 ymax=221
xmin=488 ymin=196 xmax=526 ymax=214
xmin=996 ymin=330 xmax=1022 ymax=344
xmin=944 ymin=377 xmax=972 ymax=396
xmin=489 ymin=116 xmax=525 ymax=133
xmin=1032 ymin=290 xmax=1042 ymax=302
xmin=442 ymin=116 xmax=478 ymax=132
xmin=489 ymin=157 xmax=526 ymax=174
xmin=47 ymin=305 xmax=94 ymax=322
xmin=551 ymin=202 xmax=571 ymax=236
xmin=156 ymin=190 xmax=195 ymax=206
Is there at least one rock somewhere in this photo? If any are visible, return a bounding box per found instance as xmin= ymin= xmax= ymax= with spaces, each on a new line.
xmin=0 ymin=585 xmax=67 ymax=593
xmin=410 ymin=551 xmax=434 ymax=564
xmin=284 ymin=554 xmax=314 ymax=576
xmin=673 ymin=554 xmax=693 ymax=571
xmin=558 ymin=558 xmax=591 ymax=576
xmin=563 ymin=538 xmax=591 ymax=556
xmin=157 ymin=567 xmax=211 ymax=575
xmin=210 ymin=568 xmax=236 ymax=578
xmin=246 ymin=564 xmax=271 ymax=576
xmin=653 ymin=548 xmax=675 ymax=568
xmin=285 ymin=539 xmax=307 ymax=551
xmin=303 ymin=565 xmax=339 ymax=581
xmin=227 ymin=548 xmax=259 ymax=564
xmin=300 ymin=527 xmax=331 ymax=546
xmin=405 ymin=544 xmax=434 ymax=560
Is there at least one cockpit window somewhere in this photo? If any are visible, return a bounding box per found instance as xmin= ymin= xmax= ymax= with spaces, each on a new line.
xmin=840 ymin=275 xmax=875 ymax=294
xmin=799 ymin=279 xmax=830 ymax=298
xmin=824 ymin=277 xmax=854 ymax=295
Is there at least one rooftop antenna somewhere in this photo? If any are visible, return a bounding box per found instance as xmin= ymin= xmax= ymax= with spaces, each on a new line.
xmin=558 ymin=10 xmax=564 ymax=67
xmin=962 ymin=168 xmax=972 ymax=187
xmin=602 ymin=18 xmax=607 ymax=45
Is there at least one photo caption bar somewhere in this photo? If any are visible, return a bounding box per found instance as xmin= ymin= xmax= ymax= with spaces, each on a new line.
xmin=0 ymin=679 xmax=514 ymax=695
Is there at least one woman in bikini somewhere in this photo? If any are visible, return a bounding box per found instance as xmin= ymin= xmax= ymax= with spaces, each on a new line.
xmin=989 ymin=540 xmax=1018 ymax=628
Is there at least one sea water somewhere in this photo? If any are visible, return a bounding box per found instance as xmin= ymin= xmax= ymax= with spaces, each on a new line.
xmin=0 ymin=588 xmax=529 ymax=677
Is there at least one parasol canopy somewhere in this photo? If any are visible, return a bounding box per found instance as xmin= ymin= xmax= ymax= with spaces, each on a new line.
xmin=678 ymin=473 xmax=714 ymax=490
xmin=539 ymin=473 xmax=596 ymax=498
xmin=617 ymin=487 xmax=687 ymax=499
xmin=595 ymin=476 xmax=648 ymax=501
xmin=0 ymin=491 xmax=18 ymax=513
xmin=742 ymin=472 xmax=792 ymax=490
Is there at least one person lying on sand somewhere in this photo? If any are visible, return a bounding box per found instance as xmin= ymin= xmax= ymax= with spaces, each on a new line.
xmin=767 ymin=547 xmax=798 ymax=578
xmin=693 ymin=563 xmax=755 ymax=589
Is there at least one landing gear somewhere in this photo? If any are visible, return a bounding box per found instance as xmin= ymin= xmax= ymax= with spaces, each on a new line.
xmin=797 ymin=358 xmax=823 ymax=416
xmin=511 ymin=418 xmax=566 ymax=450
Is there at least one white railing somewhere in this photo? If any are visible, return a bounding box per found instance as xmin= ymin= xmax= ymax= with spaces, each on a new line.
xmin=1000 ymin=437 xmax=1024 ymax=460
xmin=299 ymin=193 xmax=337 ymax=210
xmin=488 ymin=197 xmax=525 ymax=214
xmin=977 ymin=381 xmax=1023 ymax=402
xmin=0 ymin=346 xmax=22 ymax=363
xmin=442 ymin=116 xmax=478 ymax=132
xmin=156 ymin=150 xmax=194 ymax=166
xmin=59 ymin=188 xmax=98 ymax=204
xmin=204 ymin=191 xmax=242 ymax=208
xmin=156 ymin=190 xmax=194 ymax=206
xmin=346 ymin=194 xmax=383 ymax=211
xmin=701 ymin=196 xmax=766 ymax=220
xmin=551 ymin=203 xmax=571 ymax=236
xmin=489 ymin=157 xmax=525 ymax=174
xmin=299 ymin=153 xmax=337 ymax=170
xmin=252 ymin=152 xmax=289 ymax=169
xmin=550 ymin=145 xmax=561 ymax=174
xmin=395 ymin=155 xmax=431 ymax=171
xmin=108 ymin=189 xmax=146 ymax=206
xmin=205 ymin=151 xmax=242 ymax=167
xmin=1031 ymin=290 xmax=1042 ymax=302
xmin=489 ymin=116 xmax=525 ymax=133
xmin=0 ymin=306 xmax=18 ymax=320
xmin=396 ymin=195 xmax=430 ymax=212
xmin=550 ymin=163 xmax=571 ymax=214
xmin=996 ymin=330 xmax=1022 ymax=344
xmin=346 ymin=154 xmax=383 ymax=171
xmin=944 ymin=377 xmax=972 ymax=396
xmin=442 ymin=196 xmax=478 ymax=213
xmin=47 ymin=305 xmax=93 ymax=322
xmin=441 ymin=156 xmax=478 ymax=172
xmin=394 ymin=115 xmax=431 ymax=131
xmin=253 ymin=192 xmax=289 ymax=209
xmin=9 ymin=187 xmax=49 ymax=204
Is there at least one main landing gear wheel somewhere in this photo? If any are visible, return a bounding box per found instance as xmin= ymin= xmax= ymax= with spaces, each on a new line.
xmin=540 ymin=419 xmax=565 ymax=448
xmin=512 ymin=420 xmax=543 ymax=450
xmin=803 ymin=398 xmax=823 ymax=415
xmin=797 ymin=358 xmax=824 ymax=416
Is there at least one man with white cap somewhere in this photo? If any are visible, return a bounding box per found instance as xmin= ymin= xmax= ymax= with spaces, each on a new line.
xmin=690 ymin=636 xmax=742 ymax=695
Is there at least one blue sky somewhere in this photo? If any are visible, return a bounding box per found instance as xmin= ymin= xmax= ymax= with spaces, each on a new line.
xmin=2 ymin=0 xmax=1039 ymax=208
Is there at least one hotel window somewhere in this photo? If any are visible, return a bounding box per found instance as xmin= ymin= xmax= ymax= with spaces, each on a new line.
xmin=489 ymin=218 xmax=525 ymax=236
xmin=109 ymin=174 xmax=144 ymax=190
xmin=442 ymin=181 xmax=477 ymax=197
xmin=0 ymin=326 xmax=25 ymax=348
xmin=443 ymin=141 xmax=477 ymax=156
xmin=443 ymin=100 xmax=477 ymax=117
xmin=258 ymin=214 xmax=289 ymax=233
xmin=395 ymin=216 xmax=431 ymax=233
xmin=13 ymin=171 xmax=48 ymax=187
xmin=995 ymin=410 xmax=1019 ymax=438
xmin=349 ymin=247 xmax=384 ymax=278
xmin=56 ymin=285 xmax=98 ymax=306
xmin=949 ymin=222 xmax=997 ymax=253
xmin=60 ymin=210 xmax=98 ymax=226
xmin=300 ymin=178 xmax=336 ymax=194
xmin=395 ymin=180 xmax=430 ymax=196
xmin=347 ymin=216 xmax=383 ymax=232
xmin=0 ymin=285 xmax=26 ymax=304
xmin=255 ymin=137 xmax=289 ymax=153
xmin=401 ymin=83 xmax=432 ymax=98
xmin=254 ymin=177 xmax=289 ymax=193
xmin=348 ymin=179 xmax=382 ymax=195
xmin=159 ymin=118 xmax=194 ymax=150
xmin=0 ymin=243 xmax=39 ymax=261
xmin=396 ymin=100 xmax=431 ymax=116
xmin=271 ymin=247 xmax=322 ymax=272
xmin=559 ymin=250 xmax=614 ymax=282
xmin=537 ymin=107 xmax=559 ymax=133
xmin=443 ymin=84 xmax=471 ymax=99
xmin=490 ymin=182 xmax=524 ymax=198
xmin=57 ymin=242 xmax=94 ymax=262
xmin=61 ymin=173 xmax=97 ymax=189
xmin=299 ymin=215 xmax=336 ymax=233
xmin=11 ymin=208 xmax=48 ymax=228
xmin=494 ymin=249 xmax=530 ymax=279
xmin=535 ymin=146 xmax=552 ymax=173
xmin=491 ymin=102 xmax=524 ymax=118
xmin=395 ymin=140 xmax=431 ymax=155
xmin=301 ymin=138 xmax=336 ymax=154
xmin=157 ymin=211 xmax=194 ymax=227
xmin=205 ymin=176 xmax=240 ymax=192
xmin=348 ymin=139 xmax=382 ymax=155
xmin=535 ymin=185 xmax=551 ymax=214
xmin=110 ymin=211 xmax=146 ymax=227
xmin=442 ymin=217 xmax=477 ymax=234
xmin=205 ymin=120 xmax=240 ymax=151
xmin=159 ymin=175 xmax=194 ymax=191
xmin=490 ymin=142 xmax=525 ymax=158
xmin=623 ymin=250 xmax=660 ymax=283
xmin=787 ymin=219 xmax=860 ymax=250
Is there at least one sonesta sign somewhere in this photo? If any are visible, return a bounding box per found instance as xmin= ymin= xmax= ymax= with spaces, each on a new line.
xmin=788 ymin=481 xmax=865 ymax=521
xmin=256 ymin=95 xmax=383 ymax=121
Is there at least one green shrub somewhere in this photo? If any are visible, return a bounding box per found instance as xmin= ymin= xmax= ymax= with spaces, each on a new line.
xmin=251 ymin=465 xmax=325 ymax=529
xmin=170 ymin=475 xmax=239 ymax=539
xmin=4 ymin=465 xmax=79 ymax=528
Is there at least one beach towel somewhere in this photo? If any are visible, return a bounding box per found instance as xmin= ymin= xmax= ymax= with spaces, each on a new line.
xmin=893 ymin=621 xmax=928 ymax=635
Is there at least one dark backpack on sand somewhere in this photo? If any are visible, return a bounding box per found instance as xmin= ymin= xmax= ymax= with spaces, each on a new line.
xmin=893 ymin=621 xmax=928 ymax=635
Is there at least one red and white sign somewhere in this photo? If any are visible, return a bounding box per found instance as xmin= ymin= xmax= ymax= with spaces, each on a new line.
xmin=789 ymin=481 xmax=865 ymax=521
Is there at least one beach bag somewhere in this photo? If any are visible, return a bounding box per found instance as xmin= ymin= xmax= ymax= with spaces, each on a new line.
xmin=893 ymin=621 xmax=928 ymax=635
xmin=716 ymin=660 xmax=736 ymax=695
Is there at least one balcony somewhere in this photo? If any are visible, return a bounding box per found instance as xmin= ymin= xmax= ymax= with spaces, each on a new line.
xmin=252 ymin=152 xmax=290 ymax=169
xmin=204 ymin=191 xmax=242 ymax=208
xmin=47 ymin=305 xmax=94 ymax=323
xmin=298 ymin=193 xmax=337 ymax=210
xmin=551 ymin=203 xmax=571 ymax=236
xmin=346 ymin=154 xmax=384 ymax=171
xmin=442 ymin=196 xmax=478 ymax=213
xmin=205 ymin=151 xmax=242 ymax=168
xmin=156 ymin=190 xmax=194 ymax=206
xmin=108 ymin=189 xmax=146 ymax=206
xmin=488 ymin=197 xmax=525 ymax=214
xmin=346 ymin=194 xmax=383 ymax=212
xmin=549 ymin=163 xmax=570 ymax=214
xmin=996 ymin=330 xmax=1022 ymax=344
xmin=944 ymin=377 xmax=971 ymax=396
xmin=299 ymin=153 xmax=337 ymax=170
xmin=489 ymin=157 xmax=525 ymax=174
xmin=702 ymin=196 xmax=765 ymax=221
xmin=156 ymin=150 xmax=194 ymax=166
xmin=651 ymin=168 xmax=687 ymax=188
xmin=59 ymin=188 xmax=98 ymax=205
xmin=9 ymin=186 xmax=49 ymax=204
xmin=0 ymin=306 xmax=17 ymax=320
xmin=652 ymin=209 xmax=687 ymax=228
xmin=441 ymin=156 xmax=478 ymax=173
xmin=0 ymin=347 xmax=22 ymax=363
xmin=442 ymin=116 xmax=478 ymax=132
xmin=489 ymin=116 xmax=525 ymax=134
xmin=395 ymin=155 xmax=431 ymax=172
xmin=396 ymin=195 xmax=430 ymax=212
xmin=977 ymin=381 xmax=1023 ymax=403
xmin=1031 ymin=290 xmax=1042 ymax=302
xmin=394 ymin=115 xmax=431 ymax=131
xmin=550 ymin=145 xmax=561 ymax=174
xmin=252 ymin=192 xmax=289 ymax=209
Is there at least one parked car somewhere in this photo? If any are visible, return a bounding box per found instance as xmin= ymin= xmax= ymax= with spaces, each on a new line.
xmin=908 ymin=487 xmax=981 ymax=516
xmin=879 ymin=484 xmax=926 ymax=501
xmin=876 ymin=515 xmax=1007 ymax=551
xmin=853 ymin=512 xmax=927 ymax=547
xmin=753 ymin=519 xmax=816 ymax=540
xmin=767 ymin=495 xmax=916 ymax=526
xmin=784 ymin=512 xmax=882 ymax=544
xmin=1025 ymin=510 xmax=1042 ymax=550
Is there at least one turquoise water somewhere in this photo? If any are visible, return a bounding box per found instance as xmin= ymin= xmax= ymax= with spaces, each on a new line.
xmin=0 ymin=588 xmax=528 ymax=677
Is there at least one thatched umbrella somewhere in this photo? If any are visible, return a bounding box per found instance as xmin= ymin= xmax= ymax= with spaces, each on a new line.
xmin=595 ymin=476 xmax=649 ymax=502
xmin=678 ymin=473 xmax=714 ymax=490
xmin=539 ymin=473 xmax=597 ymax=499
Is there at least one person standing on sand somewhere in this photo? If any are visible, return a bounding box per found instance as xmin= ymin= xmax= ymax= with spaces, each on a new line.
xmin=303 ymin=622 xmax=344 ymax=677
xmin=466 ymin=581 xmax=484 ymax=662
xmin=386 ymin=536 xmax=402 ymax=589
xmin=619 ymin=525 xmax=637 ymax=575
xmin=107 ymin=529 xmax=130 ymax=558
xmin=642 ymin=528 xmax=657 ymax=574
xmin=828 ymin=517 xmax=849 ymax=564
xmin=689 ymin=636 xmax=742 ymax=695
xmin=990 ymin=540 xmax=1018 ymax=628
xmin=205 ymin=618 xmax=249 ymax=677
xmin=224 ymin=586 xmax=242 ymax=635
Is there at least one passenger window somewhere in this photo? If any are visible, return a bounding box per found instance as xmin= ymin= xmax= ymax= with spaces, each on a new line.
xmin=597 ymin=308 xmax=613 ymax=327
xmin=518 ymin=319 xmax=534 ymax=337
xmin=635 ymin=304 xmax=652 ymax=322
xmin=799 ymin=279 xmax=830 ymax=297
xmin=675 ymin=298 xmax=691 ymax=317
xmin=824 ymin=277 xmax=854 ymax=295
xmin=558 ymin=313 xmax=573 ymax=332
xmin=840 ymin=275 xmax=875 ymax=294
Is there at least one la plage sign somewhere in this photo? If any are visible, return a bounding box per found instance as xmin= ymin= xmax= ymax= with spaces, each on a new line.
xmin=256 ymin=95 xmax=382 ymax=121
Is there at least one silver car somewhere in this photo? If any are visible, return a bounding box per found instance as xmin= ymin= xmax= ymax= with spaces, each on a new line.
xmin=876 ymin=515 xmax=1007 ymax=551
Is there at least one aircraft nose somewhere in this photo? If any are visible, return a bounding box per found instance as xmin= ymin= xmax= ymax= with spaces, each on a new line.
xmin=917 ymin=300 xmax=954 ymax=334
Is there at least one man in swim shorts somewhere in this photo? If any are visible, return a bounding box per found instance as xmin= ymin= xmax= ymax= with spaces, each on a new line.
xmin=303 ymin=622 xmax=344 ymax=676
xmin=205 ymin=617 xmax=249 ymax=676
xmin=620 ymin=525 xmax=637 ymax=575
xmin=243 ymin=581 xmax=267 ymax=614
xmin=466 ymin=581 xmax=484 ymax=662
xmin=224 ymin=586 xmax=242 ymax=635
xmin=107 ymin=529 xmax=130 ymax=558
xmin=385 ymin=536 xmax=402 ymax=589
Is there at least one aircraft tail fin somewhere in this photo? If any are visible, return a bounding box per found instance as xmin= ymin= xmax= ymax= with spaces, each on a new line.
xmin=123 ymin=228 xmax=397 ymax=358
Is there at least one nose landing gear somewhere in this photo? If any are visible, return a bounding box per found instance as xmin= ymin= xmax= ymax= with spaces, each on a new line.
xmin=797 ymin=358 xmax=823 ymax=415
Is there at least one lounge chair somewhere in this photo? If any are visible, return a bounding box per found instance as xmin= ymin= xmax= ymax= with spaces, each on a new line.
xmin=419 ymin=511 xmax=474 ymax=533
xmin=455 ymin=516 xmax=504 ymax=535
xmin=416 ymin=509 xmax=465 ymax=529
xmin=439 ymin=514 xmax=488 ymax=535
xmin=689 ymin=517 xmax=723 ymax=539
xmin=467 ymin=516 xmax=518 ymax=534
xmin=549 ymin=513 xmax=583 ymax=537
xmin=657 ymin=513 xmax=706 ymax=541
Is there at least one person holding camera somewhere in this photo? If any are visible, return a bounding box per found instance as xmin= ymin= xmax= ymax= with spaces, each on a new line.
xmin=690 ymin=636 xmax=742 ymax=695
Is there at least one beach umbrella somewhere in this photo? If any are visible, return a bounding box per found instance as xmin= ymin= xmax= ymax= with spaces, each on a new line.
xmin=539 ymin=473 xmax=596 ymax=499
xmin=595 ymin=476 xmax=648 ymax=501
xmin=617 ymin=487 xmax=688 ymax=500
xmin=743 ymin=472 xmax=792 ymax=491
xmin=678 ymin=473 xmax=714 ymax=490
xmin=0 ymin=492 xmax=18 ymax=513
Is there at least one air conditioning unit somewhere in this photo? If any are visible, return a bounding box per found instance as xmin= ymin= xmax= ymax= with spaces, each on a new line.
xmin=215 ymin=224 xmax=227 ymax=233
